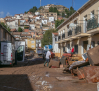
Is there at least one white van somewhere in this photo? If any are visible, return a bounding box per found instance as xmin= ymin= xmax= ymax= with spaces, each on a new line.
xmin=0 ymin=42 xmax=15 ymax=66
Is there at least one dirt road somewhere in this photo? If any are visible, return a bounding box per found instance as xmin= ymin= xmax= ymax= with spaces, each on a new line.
xmin=0 ymin=58 xmax=97 ymax=91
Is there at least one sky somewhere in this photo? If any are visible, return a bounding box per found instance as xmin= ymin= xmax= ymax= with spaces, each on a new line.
xmin=0 ymin=0 xmax=88 ymax=18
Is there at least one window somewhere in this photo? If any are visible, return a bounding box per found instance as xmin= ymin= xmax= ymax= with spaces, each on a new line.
xmin=91 ymin=41 xmax=95 ymax=48
xmin=31 ymin=41 xmax=34 ymax=43
xmin=63 ymin=47 xmax=65 ymax=52
xmin=74 ymin=20 xmax=77 ymax=24
xmin=74 ymin=45 xmax=78 ymax=54
xmin=61 ymin=31 xmax=62 ymax=35
xmin=55 ymin=37 xmax=57 ymax=41
xmin=51 ymin=14 xmax=53 ymax=16
xmin=91 ymin=10 xmax=94 ymax=18
xmin=97 ymin=41 xmax=99 ymax=45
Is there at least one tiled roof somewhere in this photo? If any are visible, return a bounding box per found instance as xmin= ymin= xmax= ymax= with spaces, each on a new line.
xmin=24 ymin=29 xmax=30 ymax=32
xmin=52 ymin=33 xmax=58 ymax=36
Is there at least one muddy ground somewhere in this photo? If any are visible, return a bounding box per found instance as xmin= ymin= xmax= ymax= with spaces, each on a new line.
xmin=0 ymin=57 xmax=97 ymax=91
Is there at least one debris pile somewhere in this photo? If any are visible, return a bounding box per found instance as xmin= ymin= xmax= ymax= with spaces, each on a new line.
xmin=49 ymin=45 xmax=99 ymax=83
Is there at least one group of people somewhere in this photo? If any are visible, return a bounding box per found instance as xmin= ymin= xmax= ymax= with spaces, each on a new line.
xmin=64 ymin=47 xmax=75 ymax=54
xmin=44 ymin=47 xmax=92 ymax=67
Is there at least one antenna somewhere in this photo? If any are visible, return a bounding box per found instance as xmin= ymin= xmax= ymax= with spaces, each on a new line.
xmin=40 ymin=0 xmax=41 ymax=7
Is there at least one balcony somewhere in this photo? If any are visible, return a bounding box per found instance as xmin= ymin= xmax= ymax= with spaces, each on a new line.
xmin=62 ymin=33 xmax=65 ymax=39
xmin=87 ymin=17 xmax=98 ymax=31
xmin=68 ymin=30 xmax=72 ymax=37
xmin=75 ymin=25 xmax=81 ymax=35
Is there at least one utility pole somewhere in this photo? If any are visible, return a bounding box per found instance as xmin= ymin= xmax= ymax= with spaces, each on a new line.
xmin=72 ymin=0 xmax=74 ymax=8
xmin=40 ymin=0 xmax=41 ymax=7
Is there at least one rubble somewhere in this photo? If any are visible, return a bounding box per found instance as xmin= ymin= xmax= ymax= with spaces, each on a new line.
xmin=87 ymin=45 xmax=99 ymax=66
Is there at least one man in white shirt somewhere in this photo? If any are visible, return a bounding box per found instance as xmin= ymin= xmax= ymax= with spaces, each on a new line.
xmin=67 ymin=49 xmax=71 ymax=53
xmin=44 ymin=49 xmax=52 ymax=67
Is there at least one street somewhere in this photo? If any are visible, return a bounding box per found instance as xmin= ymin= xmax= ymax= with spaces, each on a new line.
xmin=0 ymin=56 xmax=97 ymax=91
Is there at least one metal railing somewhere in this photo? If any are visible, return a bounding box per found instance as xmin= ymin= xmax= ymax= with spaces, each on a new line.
xmin=87 ymin=16 xmax=98 ymax=31
xmin=62 ymin=33 xmax=65 ymax=39
xmin=68 ymin=30 xmax=72 ymax=37
xmin=75 ymin=25 xmax=82 ymax=35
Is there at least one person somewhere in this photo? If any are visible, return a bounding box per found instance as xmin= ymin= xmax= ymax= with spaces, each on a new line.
xmin=71 ymin=47 xmax=74 ymax=54
xmin=44 ymin=49 xmax=52 ymax=67
xmin=67 ymin=48 xmax=71 ymax=53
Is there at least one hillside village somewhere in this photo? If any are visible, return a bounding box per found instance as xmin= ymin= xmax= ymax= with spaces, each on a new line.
xmin=0 ymin=4 xmax=68 ymax=52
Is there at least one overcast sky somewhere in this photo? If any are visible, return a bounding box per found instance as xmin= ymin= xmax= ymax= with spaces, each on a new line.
xmin=0 ymin=0 xmax=88 ymax=18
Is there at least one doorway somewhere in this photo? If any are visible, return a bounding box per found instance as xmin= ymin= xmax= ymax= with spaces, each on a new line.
xmin=63 ymin=47 xmax=65 ymax=53
xmin=74 ymin=45 xmax=78 ymax=54
xmin=83 ymin=41 xmax=88 ymax=53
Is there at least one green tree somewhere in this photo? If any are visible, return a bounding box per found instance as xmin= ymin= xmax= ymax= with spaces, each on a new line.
xmin=49 ymin=7 xmax=60 ymax=15
xmin=55 ymin=19 xmax=64 ymax=29
xmin=65 ymin=6 xmax=76 ymax=18
xmin=62 ymin=12 xmax=65 ymax=17
xmin=41 ymin=29 xmax=56 ymax=47
xmin=49 ymin=7 xmax=54 ymax=12
xmin=0 ymin=22 xmax=11 ymax=32
xmin=18 ymin=27 xmax=23 ymax=32
xmin=24 ymin=11 xmax=27 ymax=14
xmin=38 ymin=6 xmax=43 ymax=10
xmin=29 ymin=6 xmax=37 ymax=13
xmin=53 ymin=7 xmax=57 ymax=12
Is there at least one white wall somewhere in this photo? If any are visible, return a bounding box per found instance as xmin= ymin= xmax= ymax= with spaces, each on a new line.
xmin=6 ymin=20 xmax=18 ymax=29
xmin=42 ymin=20 xmax=47 ymax=24
xmin=52 ymin=33 xmax=59 ymax=53
xmin=49 ymin=17 xmax=54 ymax=22
xmin=30 ymin=24 xmax=35 ymax=30
xmin=35 ymin=12 xmax=40 ymax=15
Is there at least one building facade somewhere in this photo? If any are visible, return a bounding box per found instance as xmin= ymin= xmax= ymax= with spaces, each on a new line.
xmin=27 ymin=38 xmax=36 ymax=52
xmin=0 ymin=24 xmax=15 ymax=44
xmin=52 ymin=33 xmax=60 ymax=57
xmin=56 ymin=0 xmax=99 ymax=56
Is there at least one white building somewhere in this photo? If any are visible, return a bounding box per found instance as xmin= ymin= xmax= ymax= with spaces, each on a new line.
xmin=29 ymin=23 xmax=35 ymax=30
xmin=6 ymin=19 xmax=18 ymax=29
xmin=42 ymin=19 xmax=47 ymax=24
xmin=35 ymin=12 xmax=40 ymax=15
xmin=15 ymin=14 xmax=21 ymax=19
xmin=49 ymin=17 xmax=54 ymax=22
xmin=52 ymin=33 xmax=60 ymax=57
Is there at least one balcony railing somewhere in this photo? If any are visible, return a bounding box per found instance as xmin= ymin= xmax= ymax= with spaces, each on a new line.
xmin=75 ymin=26 xmax=81 ymax=35
xmin=68 ymin=30 xmax=72 ymax=37
xmin=87 ymin=17 xmax=98 ymax=31
xmin=62 ymin=33 xmax=65 ymax=39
